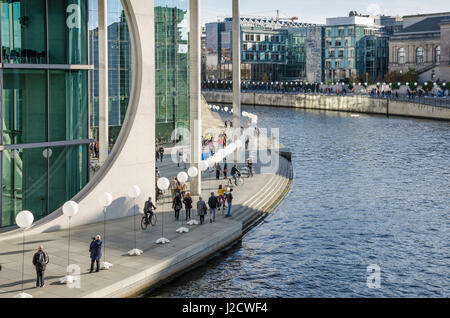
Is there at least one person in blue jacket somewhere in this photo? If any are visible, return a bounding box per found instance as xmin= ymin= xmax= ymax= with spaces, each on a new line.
xmin=89 ymin=235 xmax=103 ymax=273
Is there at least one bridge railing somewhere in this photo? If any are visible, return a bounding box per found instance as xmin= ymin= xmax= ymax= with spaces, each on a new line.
xmin=201 ymin=88 xmax=450 ymax=109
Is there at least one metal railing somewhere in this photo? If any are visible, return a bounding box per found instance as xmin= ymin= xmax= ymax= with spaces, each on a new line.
xmin=202 ymin=88 xmax=450 ymax=109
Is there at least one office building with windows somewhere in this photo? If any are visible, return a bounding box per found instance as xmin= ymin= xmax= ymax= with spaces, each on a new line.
xmin=324 ymin=12 xmax=392 ymax=83
xmin=205 ymin=17 xmax=321 ymax=82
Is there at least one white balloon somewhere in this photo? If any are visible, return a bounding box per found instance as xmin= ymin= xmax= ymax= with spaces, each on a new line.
xmin=199 ymin=160 xmax=209 ymax=171
xmin=187 ymin=166 xmax=198 ymax=177
xmin=128 ymin=185 xmax=141 ymax=199
xmin=157 ymin=177 xmax=170 ymax=190
xmin=207 ymin=157 xmax=215 ymax=167
xmin=42 ymin=148 xmax=52 ymax=159
xmin=224 ymin=107 xmax=229 ymax=112
xmin=62 ymin=201 xmax=79 ymax=218
xmin=15 ymin=210 xmax=34 ymax=229
xmin=99 ymin=192 xmax=113 ymax=207
xmin=177 ymin=171 xmax=188 ymax=183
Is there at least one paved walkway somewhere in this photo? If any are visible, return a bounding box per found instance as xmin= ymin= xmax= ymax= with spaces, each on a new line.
xmin=0 ymin=142 xmax=283 ymax=298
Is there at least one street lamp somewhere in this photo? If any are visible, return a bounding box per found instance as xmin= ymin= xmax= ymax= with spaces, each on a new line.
xmin=14 ymin=211 xmax=34 ymax=298
xmin=98 ymin=192 xmax=113 ymax=269
xmin=60 ymin=201 xmax=79 ymax=284
xmin=127 ymin=185 xmax=142 ymax=255
xmin=176 ymin=172 xmax=189 ymax=233
xmin=156 ymin=177 xmax=170 ymax=244
xmin=187 ymin=167 xmax=199 ymax=226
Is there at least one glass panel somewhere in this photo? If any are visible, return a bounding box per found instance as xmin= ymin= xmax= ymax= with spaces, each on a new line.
xmin=49 ymin=70 xmax=88 ymax=141
xmin=48 ymin=145 xmax=87 ymax=213
xmin=2 ymin=148 xmax=47 ymax=227
xmin=88 ymin=0 xmax=131 ymax=148
xmin=1 ymin=0 xmax=46 ymax=64
xmin=2 ymin=69 xmax=47 ymax=144
xmin=48 ymin=0 xmax=88 ymax=64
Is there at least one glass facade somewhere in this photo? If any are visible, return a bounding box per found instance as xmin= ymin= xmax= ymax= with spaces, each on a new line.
xmin=88 ymin=0 xmax=191 ymax=147
xmin=0 ymin=0 xmax=90 ymax=228
xmin=88 ymin=0 xmax=132 ymax=149
xmin=154 ymin=0 xmax=190 ymax=144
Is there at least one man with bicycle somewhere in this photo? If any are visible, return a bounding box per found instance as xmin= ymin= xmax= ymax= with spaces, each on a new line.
xmin=231 ymin=164 xmax=240 ymax=186
xmin=144 ymin=197 xmax=157 ymax=225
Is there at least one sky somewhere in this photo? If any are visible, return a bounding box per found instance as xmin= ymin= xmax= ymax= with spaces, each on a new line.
xmin=200 ymin=0 xmax=450 ymax=26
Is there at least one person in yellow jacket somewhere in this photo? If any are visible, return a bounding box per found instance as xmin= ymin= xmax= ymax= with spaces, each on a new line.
xmin=217 ymin=184 xmax=226 ymax=212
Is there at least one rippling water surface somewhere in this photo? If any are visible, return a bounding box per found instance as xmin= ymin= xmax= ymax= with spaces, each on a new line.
xmin=147 ymin=107 xmax=450 ymax=298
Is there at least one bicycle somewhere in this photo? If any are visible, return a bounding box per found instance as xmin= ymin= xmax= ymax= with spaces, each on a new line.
xmin=141 ymin=212 xmax=157 ymax=230
xmin=227 ymin=174 xmax=244 ymax=186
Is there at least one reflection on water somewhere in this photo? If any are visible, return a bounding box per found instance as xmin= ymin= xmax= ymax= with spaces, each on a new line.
xmin=146 ymin=107 xmax=450 ymax=298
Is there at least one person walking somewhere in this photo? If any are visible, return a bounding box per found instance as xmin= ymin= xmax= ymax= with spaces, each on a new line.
xmin=223 ymin=159 xmax=228 ymax=179
xmin=231 ymin=164 xmax=240 ymax=186
xmin=208 ymin=192 xmax=219 ymax=223
xmin=217 ymin=184 xmax=226 ymax=213
xmin=197 ymin=197 xmax=207 ymax=224
xmin=32 ymin=245 xmax=49 ymax=288
xmin=172 ymin=192 xmax=182 ymax=221
xmin=159 ymin=145 xmax=164 ymax=162
xmin=169 ymin=176 xmax=177 ymax=200
xmin=174 ymin=177 xmax=181 ymax=198
xmin=143 ymin=196 xmax=157 ymax=225
xmin=180 ymin=181 xmax=188 ymax=199
xmin=226 ymin=188 xmax=233 ymax=217
xmin=247 ymin=157 xmax=254 ymax=177
xmin=89 ymin=235 xmax=102 ymax=273
xmin=183 ymin=193 xmax=193 ymax=220
xmin=215 ymin=162 xmax=221 ymax=180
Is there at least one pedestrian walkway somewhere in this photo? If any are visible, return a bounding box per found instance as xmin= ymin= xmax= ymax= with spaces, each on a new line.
xmin=0 ymin=140 xmax=292 ymax=298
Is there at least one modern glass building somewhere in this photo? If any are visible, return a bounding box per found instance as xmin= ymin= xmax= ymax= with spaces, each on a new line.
xmin=89 ymin=0 xmax=190 ymax=146
xmin=0 ymin=0 xmax=90 ymax=227
xmin=205 ymin=17 xmax=316 ymax=82
xmin=324 ymin=13 xmax=391 ymax=82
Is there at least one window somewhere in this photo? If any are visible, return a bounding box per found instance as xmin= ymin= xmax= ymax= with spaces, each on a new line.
xmin=338 ymin=29 xmax=344 ymax=37
xmin=416 ymin=47 xmax=424 ymax=64
xmin=348 ymin=27 xmax=354 ymax=36
xmin=256 ymin=35 xmax=260 ymax=42
xmin=335 ymin=40 xmax=341 ymax=47
xmin=335 ymin=60 xmax=341 ymax=68
xmin=338 ymin=50 xmax=344 ymax=58
xmin=435 ymin=46 xmax=440 ymax=64
xmin=329 ymin=50 xmax=335 ymax=58
xmin=398 ymin=48 xmax=405 ymax=64
xmin=1 ymin=0 xmax=46 ymax=64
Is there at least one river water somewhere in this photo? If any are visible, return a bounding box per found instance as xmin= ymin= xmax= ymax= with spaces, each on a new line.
xmin=146 ymin=107 xmax=450 ymax=298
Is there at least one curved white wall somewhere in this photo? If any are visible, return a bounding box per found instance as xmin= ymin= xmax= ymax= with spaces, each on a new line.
xmin=0 ymin=0 xmax=155 ymax=241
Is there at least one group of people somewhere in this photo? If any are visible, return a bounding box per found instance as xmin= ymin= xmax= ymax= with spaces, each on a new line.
xmin=190 ymin=188 xmax=234 ymax=224
xmin=21 ymin=236 xmax=104 ymax=289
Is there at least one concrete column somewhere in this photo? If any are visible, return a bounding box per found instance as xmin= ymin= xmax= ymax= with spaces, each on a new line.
xmin=98 ymin=0 xmax=109 ymax=165
xmin=189 ymin=0 xmax=202 ymax=195
xmin=232 ymin=0 xmax=241 ymax=163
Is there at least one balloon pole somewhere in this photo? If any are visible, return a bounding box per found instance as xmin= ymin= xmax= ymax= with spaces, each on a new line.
xmin=21 ymin=229 xmax=25 ymax=293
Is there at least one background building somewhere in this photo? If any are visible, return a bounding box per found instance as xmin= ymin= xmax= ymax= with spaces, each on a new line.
xmin=388 ymin=12 xmax=450 ymax=82
xmin=205 ymin=17 xmax=321 ymax=82
xmin=324 ymin=12 xmax=393 ymax=83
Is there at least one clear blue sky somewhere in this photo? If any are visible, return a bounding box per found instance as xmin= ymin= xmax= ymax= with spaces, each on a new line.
xmin=201 ymin=0 xmax=450 ymax=26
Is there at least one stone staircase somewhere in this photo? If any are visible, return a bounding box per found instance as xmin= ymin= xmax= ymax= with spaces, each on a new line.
xmin=229 ymin=155 xmax=293 ymax=232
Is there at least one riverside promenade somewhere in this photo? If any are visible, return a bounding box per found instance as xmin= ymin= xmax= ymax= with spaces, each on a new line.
xmin=0 ymin=136 xmax=292 ymax=298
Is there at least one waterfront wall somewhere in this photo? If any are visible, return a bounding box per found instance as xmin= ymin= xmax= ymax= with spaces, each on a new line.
xmin=202 ymin=91 xmax=450 ymax=121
